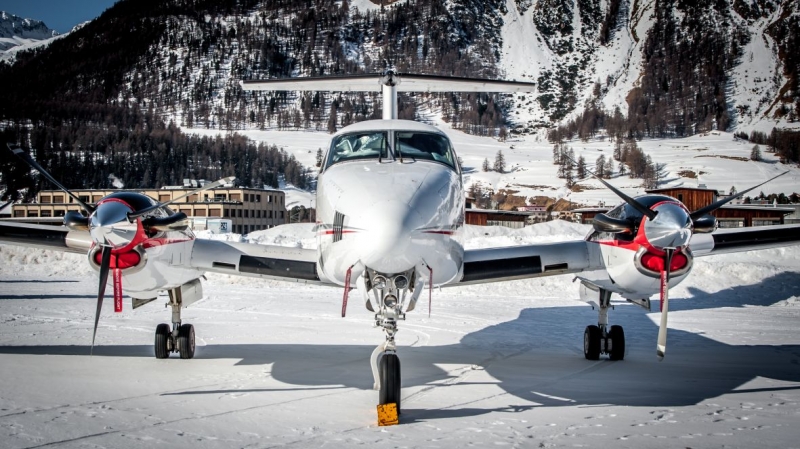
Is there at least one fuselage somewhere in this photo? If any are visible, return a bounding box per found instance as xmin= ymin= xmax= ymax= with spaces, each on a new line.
xmin=315 ymin=120 xmax=465 ymax=286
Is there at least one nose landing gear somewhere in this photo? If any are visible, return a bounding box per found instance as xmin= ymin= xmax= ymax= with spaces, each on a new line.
xmin=362 ymin=267 xmax=423 ymax=425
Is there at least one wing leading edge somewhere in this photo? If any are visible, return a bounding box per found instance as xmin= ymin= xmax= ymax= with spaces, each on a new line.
xmin=458 ymin=240 xmax=600 ymax=285
xmin=689 ymin=224 xmax=800 ymax=257
xmin=189 ymin=238 xmax=333 ymax=286
xmin=0 ymin=221 xmax=92 ymax=254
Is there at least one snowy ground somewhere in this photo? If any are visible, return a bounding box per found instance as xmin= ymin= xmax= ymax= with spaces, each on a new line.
xmin=1 ymin=223 xmax=799 ymax=448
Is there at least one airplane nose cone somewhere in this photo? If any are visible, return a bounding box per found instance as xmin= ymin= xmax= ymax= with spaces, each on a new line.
xmin=90 ymin=201 xmax=138 ymax=249
xmin=644 ymin=203 xmax=693 ymax=249
xmin=357 ymin=200 xmax=425 ymax=272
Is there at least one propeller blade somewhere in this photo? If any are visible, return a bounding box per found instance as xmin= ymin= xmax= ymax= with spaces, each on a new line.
xmin=656 ymin=248 xmax=674 ymax=361
xmin=5 ymin=143 xmax=95 ymax=214
xmin=570 ymin=156 xmax=656 ymax=220
xmin=690 ymin=171 xmax=789 ymax=220
xmin=127 ymin=176 xmax=236 ymax=220
xmin=91 ymin=246 xmax=113 ymax=355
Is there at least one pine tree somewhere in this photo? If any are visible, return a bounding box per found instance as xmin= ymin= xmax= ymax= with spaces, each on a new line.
xmin=750 ymin=144 xmax=762 ymax=161
xmin=577 ymin=155 xmax=587 ymax=179
xmin=603 ymin=157 xmax=614 ymax=178
xmin=315 ymin=148 xmax=324 ymax=167
xmin=494 ymin=150 xmax=506 ymax=173
xmin=482 ymin=158 xmax=491 ymax=172
xmin=564 ymin=161 xmax=574 ymax=188
xmin=595 ymin=155 xmax=606 ymax=179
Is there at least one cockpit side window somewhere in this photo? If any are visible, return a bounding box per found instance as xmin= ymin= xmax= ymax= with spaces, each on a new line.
xmin=395 ymin=132 xmax=457 ymax=170
xmin=325 ymin=132 xmax=388 ymax=169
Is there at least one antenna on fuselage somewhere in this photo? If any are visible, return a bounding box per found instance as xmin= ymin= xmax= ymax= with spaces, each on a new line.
xmin=241 ymin=72 xmax=537 ymax=121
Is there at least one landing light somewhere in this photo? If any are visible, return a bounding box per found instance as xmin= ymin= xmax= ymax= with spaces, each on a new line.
xmin=394 ymin=275 xmax=408 ymax=290
xmin=373 ymin=275 xmax=387 ymax=290
xmin=383 ymin=294 xmax=398 ymax=308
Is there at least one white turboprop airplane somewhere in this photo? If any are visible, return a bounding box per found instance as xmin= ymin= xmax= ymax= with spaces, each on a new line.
xmin=2 ymin=71 xmax=800 ymax=418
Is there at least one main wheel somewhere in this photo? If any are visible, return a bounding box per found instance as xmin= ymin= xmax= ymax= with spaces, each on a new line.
xmin=584 ymin=325 xmax=601 ymax=360
xmin=178 ymin=323 xmax=195 ymax=359
xmin=608 ymin=325 xmax=625 ymax=361
xmin=155 ymin=323 xmax=171 ymax=359
xmin=379 ymin=353 xmax=401 ymax=413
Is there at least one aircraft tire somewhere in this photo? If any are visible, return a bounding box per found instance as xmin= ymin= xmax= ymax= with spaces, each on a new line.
xmin=155 ymin=323 xmax=171 ymax=359
xmin=379 ymin=353 xmax=401 ymax=412
xmin=584 ymin=325 xmax=601 ymax=360
xmin=608 ymin=325 xmax=625 ymax=361
xmin=178 ymin=323 xmax=195 ymax=359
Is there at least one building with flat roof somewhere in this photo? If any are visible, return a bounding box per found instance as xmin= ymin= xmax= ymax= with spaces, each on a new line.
xmin=10 ymin=187 xmax=288 ymax=235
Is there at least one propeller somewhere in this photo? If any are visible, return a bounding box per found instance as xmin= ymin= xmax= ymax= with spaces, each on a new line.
xmin=656 ymin=248 xmax=674 ymax=361
xmin=128 ymin=176 xmax=236 ymax=220
xmin=91 ymin=246 xmax=113 ymax=355
xmin=689 ymin=171 xmax=789 ymax=221
xmin=6 ymin=143 xmax=95 ymax=214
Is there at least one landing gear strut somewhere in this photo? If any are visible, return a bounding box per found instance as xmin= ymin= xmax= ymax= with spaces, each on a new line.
xmin=371 ymin=303 xmax=403 ymax=412
xmin=154 ymin=287 xmax=195 ymax=359
xmin=584 ymin=288 xmax=625 ymax=361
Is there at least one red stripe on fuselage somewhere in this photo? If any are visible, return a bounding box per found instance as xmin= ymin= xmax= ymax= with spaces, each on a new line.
xmin=142 ymin=237 xmax=194 ymax=248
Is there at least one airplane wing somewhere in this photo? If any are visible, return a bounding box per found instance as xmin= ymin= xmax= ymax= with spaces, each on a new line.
xmin=0 ymin=221 xmax=330 ymax=285
xmin=189 ymin=237 xmax=331 ymax=286
xmin=458 ymin=240 xmax=602 ymax=285
xmin=689 ymin=224 xmax=800 ymax=257
xmin=0 ymin=221 xmax=92 ymax=254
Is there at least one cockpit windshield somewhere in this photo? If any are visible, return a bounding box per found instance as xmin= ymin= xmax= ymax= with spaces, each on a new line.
xmin=324 ymin=130 xmax=458 ymax=171
xmin=395 ymin=132 xmax=457 ymax=169
xmin=326 ymin=132 xmax=388 ymax=167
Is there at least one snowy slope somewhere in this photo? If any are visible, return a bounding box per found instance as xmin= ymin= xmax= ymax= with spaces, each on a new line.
xmin=0 ymin=11 xmax=61 ymax=64
xmin=1 ymin=222 xmax=799 ymax=446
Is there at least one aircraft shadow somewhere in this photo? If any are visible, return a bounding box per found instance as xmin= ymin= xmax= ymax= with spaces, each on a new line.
xmin=0 ymin=294 xmax=96 ymax=300
xmin=0 ymin=272 xmax=798 ymax=421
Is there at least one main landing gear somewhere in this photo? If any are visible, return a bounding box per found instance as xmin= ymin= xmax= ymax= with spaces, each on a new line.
xmin=154 ymin=287 xmax=195 ymax=359
xmin=584 ymin=288 xmax=625 ymax=361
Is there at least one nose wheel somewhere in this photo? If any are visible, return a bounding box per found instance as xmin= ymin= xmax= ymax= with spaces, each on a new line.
xmin=379 ymin=353 xmax=401 ymax=410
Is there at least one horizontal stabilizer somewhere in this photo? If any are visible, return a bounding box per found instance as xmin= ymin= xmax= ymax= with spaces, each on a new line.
xmin=242 ymin=72 xmax=536 ymax=93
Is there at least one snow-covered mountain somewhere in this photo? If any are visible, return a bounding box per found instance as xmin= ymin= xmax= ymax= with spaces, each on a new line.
xmin=2 ymin=1 xmax=798 ymax=134
xmin=0 ymin=11 xmax=61 ymax=64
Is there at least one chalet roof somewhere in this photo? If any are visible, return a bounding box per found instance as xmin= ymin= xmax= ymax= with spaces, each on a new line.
xmin=645 ymin=186 xmax=718 ymax=193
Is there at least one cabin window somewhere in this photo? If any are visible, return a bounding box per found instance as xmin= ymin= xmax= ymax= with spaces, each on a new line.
xmin=395 ymin=132 xmax=458 ymax=170
xmin=41 ymin=210 xmax=52 ymax=217
xmin=677 ymin=193 xmax=683 ymax=202
xmin=753 ymin=219 xmax=778 ymax=226
xmin=718 ymin=219 xmax=744 ymax=228
xmin=325 ymin=131 xmax=388 ymax=168
xmin=54 ymin=195 xmax=64 ymax=203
